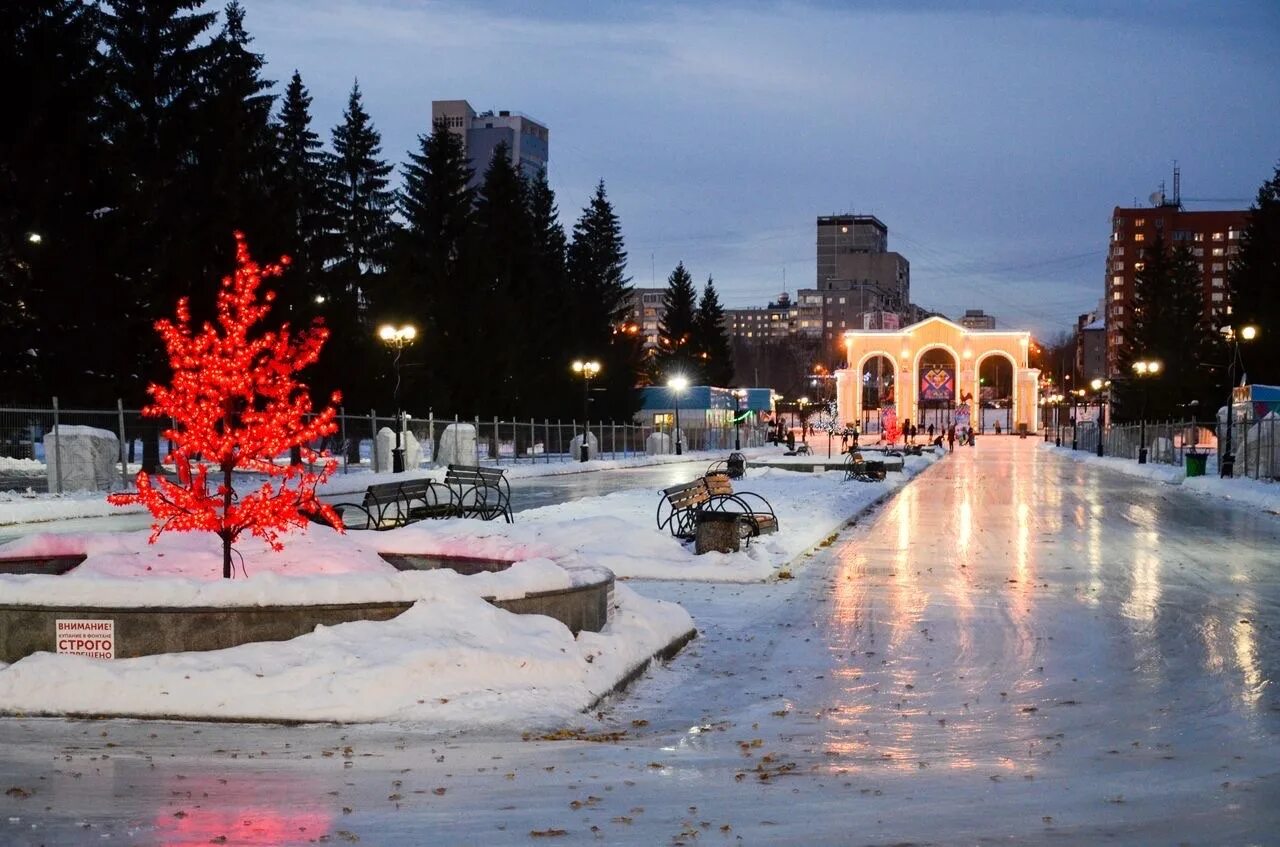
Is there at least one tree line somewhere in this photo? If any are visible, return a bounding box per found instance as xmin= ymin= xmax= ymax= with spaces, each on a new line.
xmin=0 ymin=0 xmax=662 ymax=423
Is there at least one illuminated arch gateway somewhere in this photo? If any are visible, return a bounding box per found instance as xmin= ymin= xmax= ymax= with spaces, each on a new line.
xmin=835 ymin=316 xmax=1041 ymax=434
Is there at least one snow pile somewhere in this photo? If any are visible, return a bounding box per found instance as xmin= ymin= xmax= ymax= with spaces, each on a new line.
xmin=0 ymin=456 xmax=42 ymax=473
xmin=1039 ymin=442 xmax=1279 ymax=513
xmin=381 ymin=450 xmax=942 ymax=582
xmin=0 ymin=584 xmax=691 ymax=725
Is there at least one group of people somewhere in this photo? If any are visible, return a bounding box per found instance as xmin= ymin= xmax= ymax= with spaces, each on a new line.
xmin=899 ymin=418 xmax=975 ymax=453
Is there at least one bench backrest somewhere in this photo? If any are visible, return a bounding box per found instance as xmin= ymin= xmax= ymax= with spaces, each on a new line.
xmin=445 ymin=464 xmax=505 ymax=484
xmin=663 ymin=479 xmax=711 ymax=510
xmin=362 ymin=478 xmax=440 ymax=505
xmin=704 ymin=473 xmax=734 ymax=496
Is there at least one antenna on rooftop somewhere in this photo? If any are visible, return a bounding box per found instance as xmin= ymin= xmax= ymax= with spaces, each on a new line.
xmin=1172 ymin=161 xmax=1182 ymax=209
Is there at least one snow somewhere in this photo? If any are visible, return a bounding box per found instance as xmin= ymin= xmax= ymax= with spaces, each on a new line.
xmin=0 ymin=445 xmax=941 ymax=725
xmin=1040 ymin=442 xmax=1280 ymax=513
xmin=0 ymin=584 xmax=691 ymax=725
xmin=0 ymin=456 xmax=42 ymax=473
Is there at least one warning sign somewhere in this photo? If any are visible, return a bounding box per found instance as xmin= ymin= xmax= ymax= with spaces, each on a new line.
xmin=55 ymin=619 xmax=115 ymax=659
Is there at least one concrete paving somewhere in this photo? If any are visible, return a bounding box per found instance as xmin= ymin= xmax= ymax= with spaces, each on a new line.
xmin=1 ymin=438 xmax=1277 ymax=845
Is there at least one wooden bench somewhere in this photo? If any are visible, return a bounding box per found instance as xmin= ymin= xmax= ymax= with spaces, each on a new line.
xmin=844 ymin=451 xmax=887 ymax=482
xmin=656 ymin=473 xmax=778 ymax=544
xmin=324 ymin=479 xmax=460 ymax=530
xmin=445 ymin=464 xmax=513 ymax=523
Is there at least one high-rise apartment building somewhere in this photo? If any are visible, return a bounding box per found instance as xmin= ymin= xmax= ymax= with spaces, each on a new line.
xmin=431 ymin=100 xmax=549 ymax=185
xmin=1105 ymin=204 xmax=1250 ymax=375
xmin=624 ymin=287 xmax=667 ymax=350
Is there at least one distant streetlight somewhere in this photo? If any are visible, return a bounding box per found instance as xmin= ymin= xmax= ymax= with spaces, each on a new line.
xmin=732 ymin=388 xmax=748 ymax=450
xmin=571 ymin=359 xmax=601 ymax=462
xmin=26 ymin=232 xmax=42 ymax=245
xmin=1221 ymin=325 xmax=1259 ymax=477
xmin=1131 ymin=357 xmax=1162 ymax=464
xmin=377 ymin=323 xmax=417 ymax=473
xmin=668 ymin=375 xmax=689 ymax=455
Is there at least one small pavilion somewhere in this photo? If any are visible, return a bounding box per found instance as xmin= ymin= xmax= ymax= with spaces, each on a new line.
xmin=835 ymin=316 xmax=1041 ymax=434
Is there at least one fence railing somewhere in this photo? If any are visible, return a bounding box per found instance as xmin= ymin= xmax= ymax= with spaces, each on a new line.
xmin=1046 ymin=416 xmax=1279 ymax=481
xmin=0 ymin=402 xmax=770 ymax=494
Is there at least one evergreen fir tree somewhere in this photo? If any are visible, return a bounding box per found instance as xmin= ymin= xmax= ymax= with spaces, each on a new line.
xmin=656 ymin=262 xmax=699 ymax=379
xmin=273 ymin=70 xmax=330 ymax=317
xmin=0 ymin=0 xmax=109 ymax=401
xmin=567 ymin=181 xmax=640 ymax=420
xmin=525 ymin=167 xmax=573 ymax=416
xmin=395 ymin=117 xmax=474 ymax=412
xmin=1117 ymin=230 xmax=1223 ymax=420
xmin=326 ymin=80 xmax=394 ymax=288
xmin=99 ymin=0 xmax=217 ymax=404
xmin=471 ymin=142 xmax=533 ymax=414
xmin=191 ymin=1 xmax=277 ymax=311
xmin=1227 ymin=163 xmax=1280 ymax=385
xmin=695 ymin=276 xmax=735 ymax=386
xmin=322 ymin=81 xmax=395 ymax=408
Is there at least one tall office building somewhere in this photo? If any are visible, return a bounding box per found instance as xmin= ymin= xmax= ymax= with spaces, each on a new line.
xmin=431 ymin=100 xmax=549 ymax=185
xmin=958 ymin=309 xmax=997 ymax=330
xmin=1105 ymin=203 xmax=1249 ymax=376
xmin=807 ymin=214 xmax=911 ymax=357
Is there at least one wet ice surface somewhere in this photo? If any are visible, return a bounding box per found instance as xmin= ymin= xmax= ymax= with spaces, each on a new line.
xmin=2 ymin=440 xmax=1278 ymax=844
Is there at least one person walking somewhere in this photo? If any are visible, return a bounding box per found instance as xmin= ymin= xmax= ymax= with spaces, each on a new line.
xmin=927 ymin=422 xmax=935 ymax=440
xmin=947 ymin=424 xmax=956 ymax=452
xmin=786 ymin=429 xmax=796 ymax=453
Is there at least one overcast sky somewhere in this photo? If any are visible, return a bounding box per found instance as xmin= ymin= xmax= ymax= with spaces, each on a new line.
xmin=247 ymin=0 xmax=1280 ymax=338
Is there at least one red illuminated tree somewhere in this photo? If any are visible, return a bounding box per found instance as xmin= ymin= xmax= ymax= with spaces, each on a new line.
xmin=110 ymin=232 xmax=343 ymax=578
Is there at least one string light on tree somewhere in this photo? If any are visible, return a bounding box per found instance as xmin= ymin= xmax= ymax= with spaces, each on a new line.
xmin=109 ymin=232 xmax=343 ymax=579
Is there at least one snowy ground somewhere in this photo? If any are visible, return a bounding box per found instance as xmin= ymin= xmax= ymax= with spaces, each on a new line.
xmin=1 ymin=438 xmax=1277 ymax=844
xmin=0 ymin=450 xmax=939 ymax=723
xmin=1041 ymin=442 xmax=1280 ymax=514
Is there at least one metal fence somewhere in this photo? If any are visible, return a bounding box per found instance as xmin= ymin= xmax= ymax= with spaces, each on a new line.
xmin=0 ymin=401 xmax=771 ymax=494
xmin=1047 ymin=416 xmax=1280 ymax=481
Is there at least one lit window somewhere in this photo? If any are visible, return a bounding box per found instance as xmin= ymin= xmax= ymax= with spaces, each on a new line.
xmin=1113 ymin=261 xmax=1124 ymax=271
xmin=1134 ymin=262 xmax=1145 ymax=271
xmin=1193 ymin=232 xmax=1204 ymax=242
xmin=1212 ymin=247 xmax=1225 ymax=257
xmin=1114 ymin=320 xmax=1125 ymax=329
xmin=1112 ymin=305 xmax=1125 ymax=314
xmin=838 ymin=297 xmax=846 ymax=304
xmin=1114 ymin=246 xmax=1125 ymax=256
xmin=825 ymin=321 xmax=833 ymax=328
xmin=1211 ymin=292 xmax=1224 ymax=302
xmin=1212 ymin=277 xmax=1224 ymax=288
xmin=1134 ymin=233 xmax=1145 ymax=242
xmin=1112 ymin=291 xmax=1123 ymax=301
xmin=1212 ymin=232 xmax=1224 ymax=241
xmin=1229 ymin=229 xmax=1243 ymax=240
xmin=1134 ymin=218 xmax=1146 ymax=227
xmin=1193 ymin=248 xmax=1204 ymax=257
xmin=1212 ymin=262 xmax=1224 ymax=272
xmin=1111 ymin=275 xmax=1123 ymax=286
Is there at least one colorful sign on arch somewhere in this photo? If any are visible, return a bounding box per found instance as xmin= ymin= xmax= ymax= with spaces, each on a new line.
xmin=920 ymin=365 xmax=955 ymax=402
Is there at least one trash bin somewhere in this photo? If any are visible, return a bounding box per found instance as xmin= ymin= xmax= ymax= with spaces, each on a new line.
xmin=1185 ymin=452 xmax=1208 ymax=477
xmin=726 ymin=452 xmax=746 ymax=479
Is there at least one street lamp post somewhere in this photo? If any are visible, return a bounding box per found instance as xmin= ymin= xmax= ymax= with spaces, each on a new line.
xmin=571 ymin=359 xmax=601 ymax=462
xmin=732 ymin=388 xmax=748 ymax=450
xmin=377 ymin=323 xmax=418 ymax=473
xmin=668 ymin=375 xmax=689 ymax=455
xmin=1221 ymin=325 xmax=1259 ymax=478
xmin=1091 ymin=378 xmax=1111 ymax=456
xmin=1131 ymin=358 xmax=1162 ymax=464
